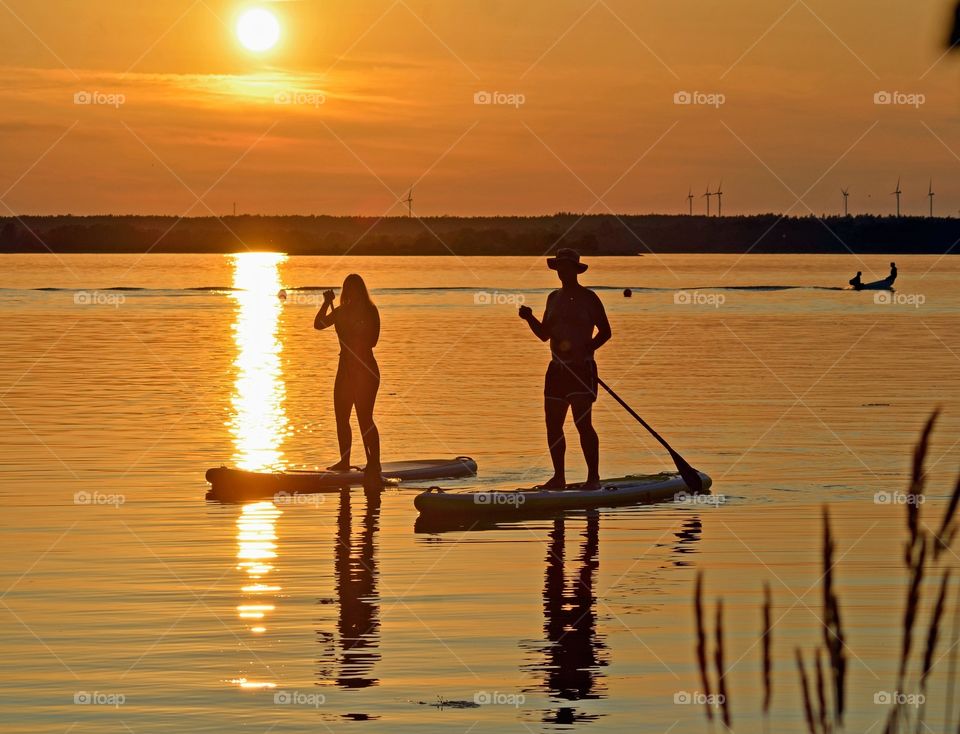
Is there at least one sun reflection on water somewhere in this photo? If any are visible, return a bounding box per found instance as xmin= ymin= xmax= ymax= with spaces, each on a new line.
xmin=229 ymin=251 xmax=289 ymax=472
xmin=228 ymin=252 xmax=288 ymax=688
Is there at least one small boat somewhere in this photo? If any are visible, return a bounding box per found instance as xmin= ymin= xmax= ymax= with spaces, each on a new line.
xmin=206 ymin=457 xmax=478 ymax=503
xmin=413 ymin=470 xmax=712 ymax=519
xmin=854 ymin=275 xmax=896 ymax=291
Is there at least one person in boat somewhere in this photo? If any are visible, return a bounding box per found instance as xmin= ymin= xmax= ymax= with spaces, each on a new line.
xmin=849 ymin=271 xmax=862 ymax=289
xmin=519 ymin=249 xmax=612 ymax=490
xmin=889 ymin=261 xmax=898 ymax=284
xmin=314 ymin=274 xmax=382 ymax=483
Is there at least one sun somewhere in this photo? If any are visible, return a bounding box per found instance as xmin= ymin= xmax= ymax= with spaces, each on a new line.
xmin=237 ymin=8 xmax=281 ymax=52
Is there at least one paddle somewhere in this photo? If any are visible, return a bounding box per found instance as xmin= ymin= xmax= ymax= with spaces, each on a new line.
xmin=597 ymin=377 xmax=704 ymax=494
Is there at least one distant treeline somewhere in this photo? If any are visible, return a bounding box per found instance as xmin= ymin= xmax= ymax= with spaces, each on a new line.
xmin=1 ymin=214 xmax=959 ymax=255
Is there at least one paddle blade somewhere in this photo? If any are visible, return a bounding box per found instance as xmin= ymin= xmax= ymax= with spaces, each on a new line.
xmin=670 ymin=449 xmax=704 ymax=494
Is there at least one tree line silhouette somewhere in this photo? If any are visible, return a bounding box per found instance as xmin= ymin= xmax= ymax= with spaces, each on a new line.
xmin=2 ymin=214 xmax=958 ymax=255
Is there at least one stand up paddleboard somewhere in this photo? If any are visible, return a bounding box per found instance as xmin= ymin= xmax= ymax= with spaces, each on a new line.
xmin=413 ymin=470 xmax=712 ymax=520
xmin=206 ymin=457 xmax=478 ymax=503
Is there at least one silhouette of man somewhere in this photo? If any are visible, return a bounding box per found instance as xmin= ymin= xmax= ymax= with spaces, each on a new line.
xmin=849 ymin=271 xmax=862 ymax=289
xmin=889 ymin=261 xmax=898 ymax=284
xmin=519 ymin=249 xmax=611 ymax=489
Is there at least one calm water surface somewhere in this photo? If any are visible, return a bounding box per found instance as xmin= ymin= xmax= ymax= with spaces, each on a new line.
xmin=1 ymin=254 xmax=959 ymax=733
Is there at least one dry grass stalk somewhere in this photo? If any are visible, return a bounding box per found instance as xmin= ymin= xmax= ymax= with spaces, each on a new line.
xmin=822 ymin=508 xmax=847 ymax=724
xmin=796 ymin=648 xmax=817 ymax=734
xmin=898 ymin=534 xmax=928 ymax=692
xmin=922 ymin=570 xmax=951 ymax=692
xmin=694 ymin=571 xmax=713 ymax=721
xmin=935 ymin=472 xmax=960 ymax=561
xmin=762 ymin=582 xmax=773 ymax=715
xmin=815 ymin=648 xmax=831 ymax=734
xmin=944 ymin=578 xmax=960 ymax=733
xmin=715 ymin=598 xmax=732 ymax=729
xmin=690 ymin=412 xmax=956 ymax=734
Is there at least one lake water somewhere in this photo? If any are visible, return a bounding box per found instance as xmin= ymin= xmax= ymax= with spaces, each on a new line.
xmin=1 ymin=253 xmax=958 ymax=733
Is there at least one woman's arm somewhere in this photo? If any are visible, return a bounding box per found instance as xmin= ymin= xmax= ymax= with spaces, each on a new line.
xmin=314 ymin=290 xmax=337 ymax=330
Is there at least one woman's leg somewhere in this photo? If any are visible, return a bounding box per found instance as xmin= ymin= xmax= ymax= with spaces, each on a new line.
xmin=330 ymin=367 xmax=354 ymax=470
xmin=355 ymin=366 xmax=381 ymax=473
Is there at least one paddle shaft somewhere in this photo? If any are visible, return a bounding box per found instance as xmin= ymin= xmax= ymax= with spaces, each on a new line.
xmin=597 ymin=377 xmax=703 ymax=493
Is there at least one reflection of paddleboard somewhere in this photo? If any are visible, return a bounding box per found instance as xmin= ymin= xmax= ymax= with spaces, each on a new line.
xmin=206 ymin=457 xmax=478 ymax=503
xmin=413 ymin=471 xmax=712 ymax=519
xmin=853 ymin=275 xmax=896 ymax=291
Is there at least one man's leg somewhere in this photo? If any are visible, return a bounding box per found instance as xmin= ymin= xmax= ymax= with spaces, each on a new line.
xmin=543 ymin=398 xmax=569 ymax=488
xmin=570 ymin=398 xmax=600 ymax=488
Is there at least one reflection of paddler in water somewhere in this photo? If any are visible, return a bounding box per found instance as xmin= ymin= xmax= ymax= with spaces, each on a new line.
xmin=672 ymin=516 xmax=703 ymax=565
xmin=525 ymin=513 xmax=607 ymax=724
xmin=317 ymin=488 xmax=381 ymax=689
xmin=524 ymin=513 xmax=703 ymax=722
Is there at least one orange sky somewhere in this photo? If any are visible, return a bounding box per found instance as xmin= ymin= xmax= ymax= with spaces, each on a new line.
xmin=1 ymin=0 xmax=959 ymax=216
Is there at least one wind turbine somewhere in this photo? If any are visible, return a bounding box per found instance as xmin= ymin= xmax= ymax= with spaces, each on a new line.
xmin=715 ymin=179 xmax=724 ymax=217
xmin=687 ymin=188 xmax=694 ymax=215
xmin=402 ymin=186 xmax=414 ymax=217
xmin=702 ymin=184 xmax=713 ymax=217
xmin=928 ymin=179 xmax=935 ymax=218
xmin=891 ymin=177 xmax=902 ymax=217
xmin=841 ymin=187 xmax=850 ymax=217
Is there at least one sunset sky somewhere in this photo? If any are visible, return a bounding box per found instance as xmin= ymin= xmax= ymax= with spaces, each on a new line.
xmin=1 ymin=0 xmax=959 ymax=216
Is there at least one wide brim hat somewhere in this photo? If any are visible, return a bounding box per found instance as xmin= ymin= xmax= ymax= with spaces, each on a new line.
xmin=547 ymin=248 xmax=588 ymax=273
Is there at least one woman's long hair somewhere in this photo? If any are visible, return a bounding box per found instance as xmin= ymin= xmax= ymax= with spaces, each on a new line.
xmin=340 ymin=273 xmax=375 ymax=311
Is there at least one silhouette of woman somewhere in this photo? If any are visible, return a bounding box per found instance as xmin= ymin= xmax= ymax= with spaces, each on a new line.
xmin=336 ymin=488 xmax=381 ymax=687
xmin=315 ymin=274 xmax=382 ymax=481
xmin=314 ymin=488 xmax=381 ymax=689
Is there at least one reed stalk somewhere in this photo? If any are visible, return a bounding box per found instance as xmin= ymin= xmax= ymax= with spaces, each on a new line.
xmin=715 ymin=598 xmax=731 ymax=729
xmin=695 ymin=571 xmax=713 ymax=722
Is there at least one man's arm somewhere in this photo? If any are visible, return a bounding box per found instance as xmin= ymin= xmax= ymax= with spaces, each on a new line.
xmin=590 ymin=294 xmax=611 ymax=352
xmin=519 ymin=293 xmax=553 ymax=342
